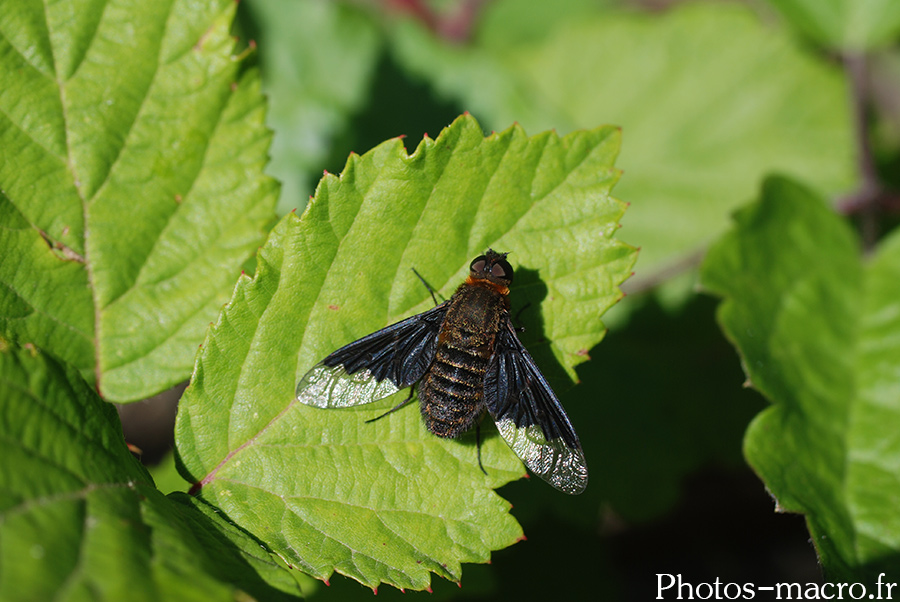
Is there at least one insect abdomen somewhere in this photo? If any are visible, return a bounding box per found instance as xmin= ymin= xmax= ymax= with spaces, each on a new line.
xmin=420 ymin=342 xmax=490 ymax=438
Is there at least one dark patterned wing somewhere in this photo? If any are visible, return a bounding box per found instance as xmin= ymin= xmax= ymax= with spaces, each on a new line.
xmin=296 ymin=302 xmax=449 ymax=408
xmin=484 ymin=316 xmax=588 ymax=494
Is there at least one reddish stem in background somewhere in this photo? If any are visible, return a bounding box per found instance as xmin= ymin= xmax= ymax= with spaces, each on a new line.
xmin=835 ymin=52 xmax=900 ymax=250
xmin=384 ymin=0 xmax=489 ymax=41
xmin=841 ymin=53 xmax=880 ymax=247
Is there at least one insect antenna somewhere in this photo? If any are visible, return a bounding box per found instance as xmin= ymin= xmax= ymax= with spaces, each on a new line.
xmin=411 ymin=267 xmax=444 ymax=307
xmin=364 ymin=387 xmax=418 ymax=424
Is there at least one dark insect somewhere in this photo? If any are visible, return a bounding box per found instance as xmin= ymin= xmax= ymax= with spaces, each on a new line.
xmin=295 ymin=249 xmax=587 ymax=494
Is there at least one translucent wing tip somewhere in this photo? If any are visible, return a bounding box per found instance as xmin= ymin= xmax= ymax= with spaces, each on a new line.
xmin=296 ymin=362 xmax=400 ymax=409
xmin=496 ymin=419 xmax=588 ymax=495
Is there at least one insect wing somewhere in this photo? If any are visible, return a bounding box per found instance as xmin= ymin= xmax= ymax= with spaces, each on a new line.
xmin=485 ymin=318 xmax=588 ymax=494
xmin=296 ymin=302 xmax=449 ymax=408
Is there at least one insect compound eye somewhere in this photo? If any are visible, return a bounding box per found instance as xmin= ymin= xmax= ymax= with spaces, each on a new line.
xmin=491 ymin=259 xmax=514 ymax=283
xmin=470 ymin=256 xmax=487 ymax=274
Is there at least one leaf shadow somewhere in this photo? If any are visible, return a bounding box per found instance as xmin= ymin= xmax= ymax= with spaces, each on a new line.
xmin=511 ymin=265 xmax=568 ymax=387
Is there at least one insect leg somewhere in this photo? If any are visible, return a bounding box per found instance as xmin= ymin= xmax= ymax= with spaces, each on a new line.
xmin=475 ymin=422 xmax=487 ymax=476
xmin=364 ymin=387 xmax=417 ymax=424
xmin=411 ymin=267 xmax=443 ymax=307
xmin=513 ymin=302 xmax=531 ymax=333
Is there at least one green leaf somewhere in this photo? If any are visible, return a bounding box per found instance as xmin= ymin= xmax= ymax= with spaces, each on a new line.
xmin=0 ymin=0 xmax=277 ymax=402
xmin=767 ymin=0 xmax=900 ymax=50
xmin=148 ymin=450 xmax=190 ymax=495
xmin=389 ymin=1 xmax=855 ymax=292
xmin=242 ymin=0 xmax=382 ymax=214
xmin=0 ymin=341 xmax=305 ymax=601
xmin=700 ymin=176 xmax=900 ymax=580
xmin=175 ymin=114 xmax=637 ymax=591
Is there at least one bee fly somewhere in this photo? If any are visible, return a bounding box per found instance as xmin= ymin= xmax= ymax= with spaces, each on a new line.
xmin=296 ymin=250 xmax=588 ymax=494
